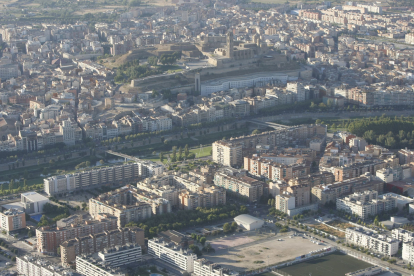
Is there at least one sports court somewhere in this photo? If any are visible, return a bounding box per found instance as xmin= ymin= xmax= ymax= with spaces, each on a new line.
xmin=279 ymin=251 xmax=371 ymax=276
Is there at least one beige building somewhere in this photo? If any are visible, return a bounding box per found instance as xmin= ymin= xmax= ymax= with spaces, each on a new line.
xmin=214 ymin=169 xmax=263 ymax=202
xmin=60 ymin=227 xmax=144 ymax=266
xmin=0 ymin=209 xmax=26 ymax=233
xmin=89 ymin=187 xmax=158 ymax=227
xmin=212 ymin=140 xmax=243 ymax=167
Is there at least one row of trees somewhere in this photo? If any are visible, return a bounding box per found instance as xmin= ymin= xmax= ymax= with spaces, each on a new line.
xmin=126 ymin=204 xmax=248 ymax=238
xmin=147 ymin=52 xmax=181 ymax=66
xmin=346 ymin=115 xmax=414 ymax=149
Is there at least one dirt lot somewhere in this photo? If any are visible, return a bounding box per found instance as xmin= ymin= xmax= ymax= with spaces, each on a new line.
xmin=204 ymin=232 xmax=327 ymax=272
xmin=310 ymin=224 xmax=345 ymax=238
xmin=327 ymin=220 xmax=353 ymax=230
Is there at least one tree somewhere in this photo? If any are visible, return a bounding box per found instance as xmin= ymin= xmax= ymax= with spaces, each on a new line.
xmin=171 ymin=147 xmax=177 ymax=162
xmin=252 ymin=129 xmax=260 ymax=135
xmin=9 ymin=179 xmax=14 ymax=191
xmin=85 ymin=161 xmax=91 ymax=167
xmin=184 ymin=144 xmax=189 ymax=158
xmin=147 ymin=56 xmax=158 ymax=66
xmin=223 ymin=222 xmax=231 ymax=233
xmin=159 ymin=152 xmax=164 ymax=162
xmin=23 ymin=179 xmax=28 ymax=190
xmin=310 ymin=101 xmax=317 ymax=110
xmin=99 ymin=160 xmax=104 ymax=165
xmin=199 ymin=237 xmax=206 ymax=245
xmin=178 ymin=147 xmax=183 ymax=161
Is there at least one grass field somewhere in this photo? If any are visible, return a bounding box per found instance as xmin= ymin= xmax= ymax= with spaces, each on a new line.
xmin=142 ymin=145 xmax=212 ymax=163
xmin=279 ymin=252 xmax=371 ymax=276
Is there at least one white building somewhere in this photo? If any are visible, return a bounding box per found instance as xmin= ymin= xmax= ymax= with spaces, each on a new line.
xmin=21 ymin=192 xmax=49 ymax=214
xmin=286 ymin=82 xmax=307 ymax=102
xmin=17 ymin=255 xmax=74 ymax=276
xmin=148 ymin=238 xmax=197 ymax=272
xmin=403 ymin=241 xmax=414 ymax=264
xmin=60 ymin=120 xmax=76 ymax=146
xmin=98 ymin=244 xmax=142 ymax=267
xmin=76 ymin=255 xmax=125 ymax=276
xmin=346 ymin=227 xmax=399 ymax=256
xmin=392 ymin=228 xmax=414 ymax=243
xmin=194 ymin=258 xmax=238 ymax=276
xmin=336 ymin=190 xmax=396 ymax=220
xmin=234 ymin=214 xmax=264 ymax=231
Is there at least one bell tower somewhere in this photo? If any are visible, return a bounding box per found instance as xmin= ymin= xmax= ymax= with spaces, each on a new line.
xmin=226 ymin=31 xmax=234 ymax=59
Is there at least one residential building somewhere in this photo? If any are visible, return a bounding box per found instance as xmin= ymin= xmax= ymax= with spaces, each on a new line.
xmin=194 ymin=259 xmax=238 ymax=276
xmin=88 ymin=187 xmax=154 ymax=227
xmin=311 ymin=174 xmax=384 ymax=205
xmin=336 ymin=190 xmax=396 ymax=220
xmin=98 ymin=243 xmax=142 ymax=267
xmin=403 ymin=241 xmax=414 ymax=264
xmin=17 ymin=255 xmax=75 ymax=276
xmin=44 ymin=161 xmax=155 ymax=196
xmin=0 ymin=209 xmax=26 ymax=233
xmin=36 ymin=214 xmax=118 ymax=254
xmin=148 ymin=238 xmax=197 ymax=272
xmin=392 ymin=228 xmax=414 ymax=243
xmin=76 ymin=255 xmax=125 ymax=276
xmin=214 ymin=168 xmax=264 ymax=202
xmin=212 ymin=140 xmax=243 ymax=167
xmin=60 ymin=227 xmax=144 ymax=266
xmin=346 ymin=227 xmax=398 ymax=256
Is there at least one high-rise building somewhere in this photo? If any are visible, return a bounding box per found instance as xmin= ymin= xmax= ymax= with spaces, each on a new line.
xmin=212 ymin=141 xmax=243 ymax=167
xmin=0 ymin=209 xmax=26 ymax=233
xmin=60 ymin=120 xmax=76 ymax=146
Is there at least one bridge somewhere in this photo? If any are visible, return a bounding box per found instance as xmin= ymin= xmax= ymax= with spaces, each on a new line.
xmin=246 ymin=119 xmax=289 ymax=129
xmin=105 ymin=150 xmax=142 ymax=162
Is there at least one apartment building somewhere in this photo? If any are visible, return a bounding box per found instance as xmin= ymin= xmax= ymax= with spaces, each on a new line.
xmin=288 ymin=172 xmax=335 ymax=188
xmin=244 ymin=155 xmax=310 ymax=181
xmin=392 ymin=228 xmax=414 ymax=243
xmin=193 ymin=258 xmax=238 ymax=276
xmin=212 ymin=140 xmax=243 ymax=167
xmin=212 ymin=124 xmax=326 ymax=167
xmin=148 ymin=238 xmax=197 ymax=272
xmin=398 ymin=148 xmax=414 ymax=165
xmin=311 ymin=174 xmax=384 ymax=205
xmin=178 ymin=187 xmax=226 ymax=210
xmin=89 ymin=187 xmax=154 ymax=227
xmin=98 ymin=243 xmax=142 ymax=267
xmin=60 ymin=227 xmax=144 ymax=266
xmin=76 ymin=255 xmax=125 ymax=276
xmin=214 ymin=168 xmax=264 ymax=202
xmin=44 ymin=162 xmax=141 ymax=196
xmin=333 ymin=160 xmax=387 ymax=182
xmin=0 ymin=209 xmax=26 ymax=233
xmin=17 ymin=255 xmax=74 ymax=276
xmin=36 ymin=214 xmax=118 ymax=254
xmin=275 ymin=191 xmax=318 ymax=216
xmin=403 ymin=241 xmax=414 ymax=264
xmin=336 ymin=190 xmax=396 ymax=220
xmin=346 ymin=227 xmax=398 ymax=256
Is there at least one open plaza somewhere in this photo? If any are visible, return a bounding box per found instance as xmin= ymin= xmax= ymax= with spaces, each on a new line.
xmin=203 ymin=231 xmax=327 ymax=272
